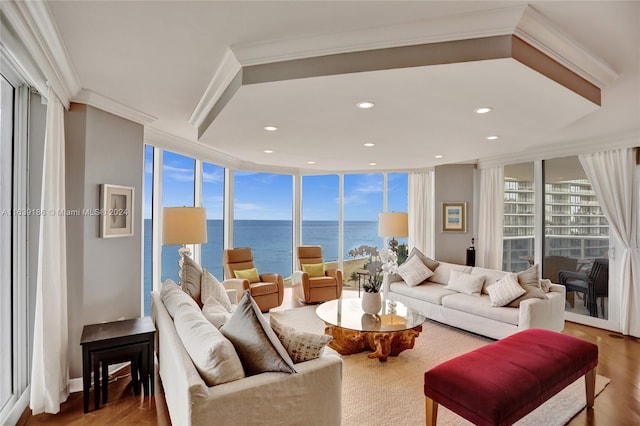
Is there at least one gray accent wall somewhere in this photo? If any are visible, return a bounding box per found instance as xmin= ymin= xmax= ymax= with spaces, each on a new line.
xmin=434 ymin=164 xmax=476 ymax=264
xmin=65 ymin=104 xmax=144 ymax=378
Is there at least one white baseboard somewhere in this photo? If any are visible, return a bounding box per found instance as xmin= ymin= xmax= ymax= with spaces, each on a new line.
xmin=2 ymin=386 xmax=30 ymax=426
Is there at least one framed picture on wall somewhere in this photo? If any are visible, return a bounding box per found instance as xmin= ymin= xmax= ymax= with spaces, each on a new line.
xmin=442 ymin=202 xmax=466 ymax=233
xmin=100 ymin=184 xmax=134 ymax=238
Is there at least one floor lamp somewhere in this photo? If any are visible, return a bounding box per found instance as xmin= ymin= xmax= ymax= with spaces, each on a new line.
xmin=378 ymin=212 xmax=408 ymax=252
xmin=162 ymin=207 xmax=207 ymax=284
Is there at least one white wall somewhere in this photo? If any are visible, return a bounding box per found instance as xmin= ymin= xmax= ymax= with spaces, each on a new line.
xmin=65 ymin=103 xmax=144 ymax=378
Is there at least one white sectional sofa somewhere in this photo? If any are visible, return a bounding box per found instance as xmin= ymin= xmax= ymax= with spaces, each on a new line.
xmin=151 ymin=290 xmax=342 ymax=426
xmin=385 ymin=260 xmax=566 ymax=340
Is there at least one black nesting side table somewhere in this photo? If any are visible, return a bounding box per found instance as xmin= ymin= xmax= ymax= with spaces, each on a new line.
xmin=80 ymin=317 xmax=156 ymax=413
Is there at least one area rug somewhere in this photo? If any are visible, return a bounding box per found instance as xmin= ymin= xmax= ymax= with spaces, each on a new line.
xmin=269 ymin=306 xmax=610 ymax=426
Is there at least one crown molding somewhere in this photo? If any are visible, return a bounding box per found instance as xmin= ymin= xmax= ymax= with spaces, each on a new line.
xmin=144 ymin=127 xmax=242 ymax=170
xmin=477 ymin=129 xmax=639 ymax=169
xmin=189 ymin=48 xmax=241 ymax=128
xmin=514 ymin=6 xmax=618 ymax=88
xmin=1 ymin=0 xmax=81 ymax=108
xmin=74 ymin=89 xmax=157 ymax=125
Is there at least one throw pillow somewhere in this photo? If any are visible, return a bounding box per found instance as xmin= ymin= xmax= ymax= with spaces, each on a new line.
xmin=508 ymin=265 xmax=547 ymax=307
xmin=270 ymin=316 xmax=332 ymax=363
xmin=202 ymin=296 xmax=233 ymax=328
xmin=407 ymin=247 xmax=440 ymax=271
xmin=201 ymin=268 xmax=233 ymax=312
xmin=181 ymin=255 xmax=203 ymax=305
xmin=445 ymin=269 xmax=485 ymax=296
xmin=487 ymin=273 xmax=526 ymax=307
xmin=220 ymin=292 xmax=296 ymax=376
xmin=234 ymin=267 xmax=260 ymax=283
xmin=397 ymin=254 xmax=433 ymax=287
xmin=429 ymin=262 xmax=473 ymax=285
xmin=302 ymin=263 xmax=325 ymax=278
xmin=539 ymin=279 xmax=553 ymax=293
xmin=173 ymin=304 xmax=245 ymax=386
xmin=160 ymin=279 xmax=200 ymax=318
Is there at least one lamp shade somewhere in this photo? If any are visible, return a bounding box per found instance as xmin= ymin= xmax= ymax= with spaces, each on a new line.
xmin=378 ymin=212 xmax=408 ymax=237
xmin=162 ymin=207 xmax=208 ymax=245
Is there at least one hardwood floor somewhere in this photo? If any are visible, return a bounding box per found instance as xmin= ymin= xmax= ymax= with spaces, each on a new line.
xmin=17 ymin=288 xmax=640 ymax=425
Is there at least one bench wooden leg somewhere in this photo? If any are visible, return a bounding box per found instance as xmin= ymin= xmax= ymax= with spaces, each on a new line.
xmin=585 ymin=367 xmax=596 ymax=408
xmin=425 ymin=397 xmax=438 ymax=426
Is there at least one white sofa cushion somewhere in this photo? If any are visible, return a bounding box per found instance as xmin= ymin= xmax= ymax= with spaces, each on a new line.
xmin=441 ymin=293 xmax=520 ymax=325
xmin=445 ymin=269 xmax=485 ymax=296
xmin=389 ymin=281 xmax=457 ymax=305
xmin=429 ymin=262 xmax=472 ymax=285
xmin=471 ymin=267 xmax=509 ymax=294
xmin=173 ymin=304 xmax=245 ymax=386
xmin=161 ymin=279 xmax=200 ymax=318
xmin=397 ymin=254 xmax=433 ymax=287
xmin=486 ymin=273 xmax=526 ymax=307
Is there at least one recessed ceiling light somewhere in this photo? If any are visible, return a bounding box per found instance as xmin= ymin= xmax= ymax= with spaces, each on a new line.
xmin=264 ymin=150 xmax=274 ymax=154
xmin=486 ymin=135 xmax=500 ymax=140
xmin=357 ymin=101 xmax=375 ymax=109
xmin=363 ymin=143 xmax=375 ymax=147
xmin=307 ymin=161 xmax=316 ymax=165
xmin=369 ymin=162 xmax=377 ymax=166
xmin=434 ymin=155 xmax=444 ymax=159
xmin=474 ymin=107 xmax=493 ymax=114
xmin=263 ymin=125 xmax=278 ymax=131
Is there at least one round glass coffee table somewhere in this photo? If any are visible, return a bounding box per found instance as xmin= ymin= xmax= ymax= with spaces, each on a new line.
xmin=316 ymin=298 xmax=425 ymax=362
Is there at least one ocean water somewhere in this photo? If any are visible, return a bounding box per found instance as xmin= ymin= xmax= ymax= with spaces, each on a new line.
xmin=144 ymin=219 xmax=380 ymax=314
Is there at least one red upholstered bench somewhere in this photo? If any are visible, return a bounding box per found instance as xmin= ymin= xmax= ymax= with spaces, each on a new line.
xmin=423 ymin=329 xmax=598 ymax=426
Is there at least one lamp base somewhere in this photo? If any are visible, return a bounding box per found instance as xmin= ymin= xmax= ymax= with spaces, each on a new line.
xmin=388 ymin=238 xmax=399 ymax=253
xmin=177 ymin=244 xmax=192 ymax=285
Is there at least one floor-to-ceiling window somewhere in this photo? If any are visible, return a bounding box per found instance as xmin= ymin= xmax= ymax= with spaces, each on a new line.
xmin=301 ymin=174 xmax=340 ymax=262
xmin=233 ymin=172 xmax=293 ymax=278
xmin=388 ymin=172 xmax=409 ymax=262
xmin=201 ymin=162 xmax=225 ymax=278
xmin=142 ymin=145 xmax=154 ymax=315
xmin=503 ymin=162 xmax=535 ymax=272
xmin=161 ymin=151 xmax=195 ymax=283
xmin=544 ymin=156 xmax=609 ymax=319
xmin=0 ymin=73 xmax=15 ymax=415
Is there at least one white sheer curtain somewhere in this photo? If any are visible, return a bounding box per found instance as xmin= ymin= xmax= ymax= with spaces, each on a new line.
xmin=477 ymin=166 xmax=504 ymax=270
xmin=408 ymin=171 xmax=434 ymax=256
xmin=30 ymin=88 xmax=69 ymax=414
xmin=580 ymin=148 xmax=639 ymax=337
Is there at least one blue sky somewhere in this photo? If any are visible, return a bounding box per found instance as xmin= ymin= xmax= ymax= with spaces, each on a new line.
xmin=145 ymin=148 xmax=407 ymax=221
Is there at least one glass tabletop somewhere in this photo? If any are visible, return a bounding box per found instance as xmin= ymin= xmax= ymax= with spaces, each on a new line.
xmin=316 ymin=298 xmax=425 ymax=332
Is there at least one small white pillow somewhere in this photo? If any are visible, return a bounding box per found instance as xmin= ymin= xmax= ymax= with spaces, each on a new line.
xmin=487 ymin=273 xmax=526 ymax=307
xmin=202 ymin=296 xmax=233 ymax=328
xmin=445 ymin=269 xmax=485 ymax=296
xmin=201 ymin=268 xmax=233 ymax=312
xmin=397 ymin=254 xmax=433 ymax=287
xmin=539 ymin=279 xmax=553 ymax=293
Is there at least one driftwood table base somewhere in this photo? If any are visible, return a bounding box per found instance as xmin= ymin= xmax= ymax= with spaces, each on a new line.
xmin=325 ymin=324 xmax=423 ymax=362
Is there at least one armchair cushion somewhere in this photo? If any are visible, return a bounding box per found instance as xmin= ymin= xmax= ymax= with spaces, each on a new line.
xmin=234 ymin=267 xmax=260 ymax=283
xmin=201 ymin=268 xmax=233 ymax=312
xmin=221 ymin=292 xmax=296 ymax=376
xmin=302 ymin=263 xmax=325 ymax=278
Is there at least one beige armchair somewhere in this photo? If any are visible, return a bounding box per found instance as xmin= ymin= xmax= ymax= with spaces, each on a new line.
xmin=223 ymin=247 xmax=284 ymax=312
xmin=293 ymin=245 xmax=342 ymax=303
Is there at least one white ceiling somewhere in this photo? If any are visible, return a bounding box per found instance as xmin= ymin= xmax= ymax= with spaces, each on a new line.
xmin=46 ymin=1 xmax=640 ymax=173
